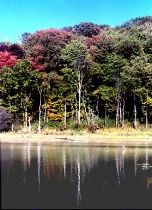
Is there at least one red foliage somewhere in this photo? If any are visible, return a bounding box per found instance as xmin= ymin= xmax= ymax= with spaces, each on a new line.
xmin=0 ymin=43 xmax=25 ymax=59
xmin=28 ymin=57 xmax=45 ymax=72
xmin=85 ymin=35 xmax=102 ymax=59
xmin=86 ymin=35 xmax=101 ymax=49
xmin=0 ymin=51 xmax=18 ymax=68
xmin=24 ymin=29 xmax=74 ymax=71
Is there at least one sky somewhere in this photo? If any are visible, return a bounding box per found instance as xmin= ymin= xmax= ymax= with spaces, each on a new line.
xmin=0 ymin=0 xmax=152 ymax=43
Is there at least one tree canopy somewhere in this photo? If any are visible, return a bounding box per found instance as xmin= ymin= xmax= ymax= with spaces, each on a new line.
xmin=0 ymin=17 xmax=152 ymax=131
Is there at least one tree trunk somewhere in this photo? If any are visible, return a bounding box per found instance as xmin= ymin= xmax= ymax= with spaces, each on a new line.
xmin=122 ymin=98 xmax=125 ymax=127
xmin=145 ymin=90 xmax=148 ymax=130
xmin=64 ymin=101 xmax=67 ymax=127
xmin=38 ymin=89 xmax=42 ymax=133
xmin=145 ymin=112 xmax=148 ymax=130
xmin=96 ymin=96 xmax=99 ymax=118
xmin=134 ymin=92 xmax=137 ymax=129
xmin=116 ymin=78 xmax=121 ymax=128
xmin=116 ymin=99 xmax=119 ymax=128
xmin=75 ymin=97 xmax=78 ymax=124
xmin=24 ymin=107 xmax=28 ymax=128
xmin=78 ymin=79 xmax=81 ymax=127
xmin=11 ymin=124 xmax=14 ymax=132
xmin=119 ymin=99 xmax=122 ymax=127
xmin=28 ymin=117 xmax=31 ymax=132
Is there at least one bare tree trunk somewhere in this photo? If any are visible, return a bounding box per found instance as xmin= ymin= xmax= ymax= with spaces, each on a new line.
xmin=25 ymin=107 xmax=28 ymax=128
xmin=134 ymin=92 xmax=137 ymax=129
xmin=116 ymin=80 xmax=120 ymax=128
xmin=38 ymin=89 xmax=42 ymax=133
xmin=64 ymin=101 xmax=67 ymax=127
xmin=122 ymin=98 xmax=125 ymax=127
xmin=28 ymin=117 xmax=31 ymax=132
xmin=145 ymin=112 xmax=148 ymax=130
xmin=119 ymin=99 xmax=122 ymax=127
xmin=75 ymin=97 xmax=78 ymax=124
xmin=116 ymin=99 xmax=119 ymax=128
xmin=78 ymin=76 xmax=81 ymax=127
xmin=11 ymin=124 xmax=14 ymax=132
xmin=145 ymin=90 xmax=148 ymax=130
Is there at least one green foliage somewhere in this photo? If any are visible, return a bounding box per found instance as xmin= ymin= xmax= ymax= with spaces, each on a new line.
xmin=1 ymin=16 xmax=152 ymax=130
xmin=61 ymin=39 xmax=88 ymax=67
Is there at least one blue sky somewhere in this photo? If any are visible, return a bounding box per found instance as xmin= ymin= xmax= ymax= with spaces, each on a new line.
xmin=0 ymin=0 xmax=152 ymax=43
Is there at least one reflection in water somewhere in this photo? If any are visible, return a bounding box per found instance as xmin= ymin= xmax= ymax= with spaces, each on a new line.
xmin=147 ymin=176 xmax=152 ymax=189
xmin=115 ymin=148 xmax=125 ymax=185
xmin=77 ymin=153 xmax=81 ymax=209
xmin=23 ymin=145 xmax=27 ymax=183
xmin=37 ymin=143 xmax=41 ymax=191
xmin=63 ymin=148 xmax=66 ymax=178
xmin=10 ymin=144 xmax=14 ymax=159
xmin=134 ymin=148 xmax=138 ymax=176
xmin=27 ymin=142 xmax=31 ymax=167
xmin=1 ymin=144 xmax=152 ymax=209
xmin=145 ymin=148 xmax=149 ymax=170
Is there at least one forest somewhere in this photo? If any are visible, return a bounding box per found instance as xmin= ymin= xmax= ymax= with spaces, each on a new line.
xmin=0 ymin=16 xmax=152 ymax=132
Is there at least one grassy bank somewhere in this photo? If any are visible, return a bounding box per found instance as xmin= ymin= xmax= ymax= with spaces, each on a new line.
xmin=0 ymin=127 xmax=152 ymax=147
xmin=15 ymin=126 xmax=152 ymax=137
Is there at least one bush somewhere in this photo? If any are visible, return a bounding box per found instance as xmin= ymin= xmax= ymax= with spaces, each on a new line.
xmin=94 ymin=118 xmax=116 ymax=128
xmin=43 ymin=121 xmax=62 ymax=129
xmin=67 ymin=120 xmax=86 ymax=130
xmin=0 ymin=107 xmax=13 ymax=132
xmin=87 ymin=123 xmax=99 ymax=133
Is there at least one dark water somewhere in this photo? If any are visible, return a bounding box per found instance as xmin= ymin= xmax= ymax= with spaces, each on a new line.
xmin=1 ymin=143 xmax=152 ymax=209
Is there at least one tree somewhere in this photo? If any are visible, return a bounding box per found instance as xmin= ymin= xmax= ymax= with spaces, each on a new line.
xmin=0 ymin=51 xmax=18 ymax=69
xmin=0 ymin=43 xmax=9 ymax=52
xmin=122 ymin=52 xmax=152 ymax=127
xmin=8 ymin=44 xmax=25 ymax=59
xmin=61 ymin=39 xmax=88 ymax=126
xmin=59 ymin=67 xmax=77 ymax=126
xmin=73 ymin=22 xmax=108 ymax=37
xmin=2 ymin=60 xmax=37 ymax=128
xmin=33 ymin=71 xmax=51 ymax=132
xmin=23 ymin=29 xmax=74 ymax=71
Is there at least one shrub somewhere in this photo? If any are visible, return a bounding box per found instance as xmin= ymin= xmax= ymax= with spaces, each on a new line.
xmin=0 ymin=107 xmax=13 ymax=132
xmin=87 ymin=123 xmax=99 ymax=133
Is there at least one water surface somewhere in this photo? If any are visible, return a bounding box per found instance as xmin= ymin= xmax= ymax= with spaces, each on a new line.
xmin=1 ymin=143 xmax=152 ymax=209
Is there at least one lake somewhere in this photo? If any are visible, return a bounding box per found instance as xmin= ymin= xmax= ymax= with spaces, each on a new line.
xmin=1 ymin=143 xmax=152 ymax=209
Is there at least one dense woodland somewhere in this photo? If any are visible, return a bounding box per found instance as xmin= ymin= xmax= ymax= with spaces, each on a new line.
xmin=0 ymin=16 xmax=152 ymax=132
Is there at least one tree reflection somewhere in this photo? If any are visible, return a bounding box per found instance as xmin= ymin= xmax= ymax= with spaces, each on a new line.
xmin=115 ymin=148 xmax=125 ymax=185
xmin=37 ymin=143 xmax=41 ymax=191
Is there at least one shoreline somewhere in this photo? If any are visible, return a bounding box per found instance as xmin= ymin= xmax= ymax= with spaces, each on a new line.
xmin=0 ymin=132 xmax=152 ymax=147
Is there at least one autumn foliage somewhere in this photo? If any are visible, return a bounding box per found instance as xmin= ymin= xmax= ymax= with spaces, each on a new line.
xmin=24 ymin=29 xmax=74 ymax=71
xmin=0 ymin=51 xmax=18 ymax=68
xmin=0 ymin=17 xmax=152 ymax=130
